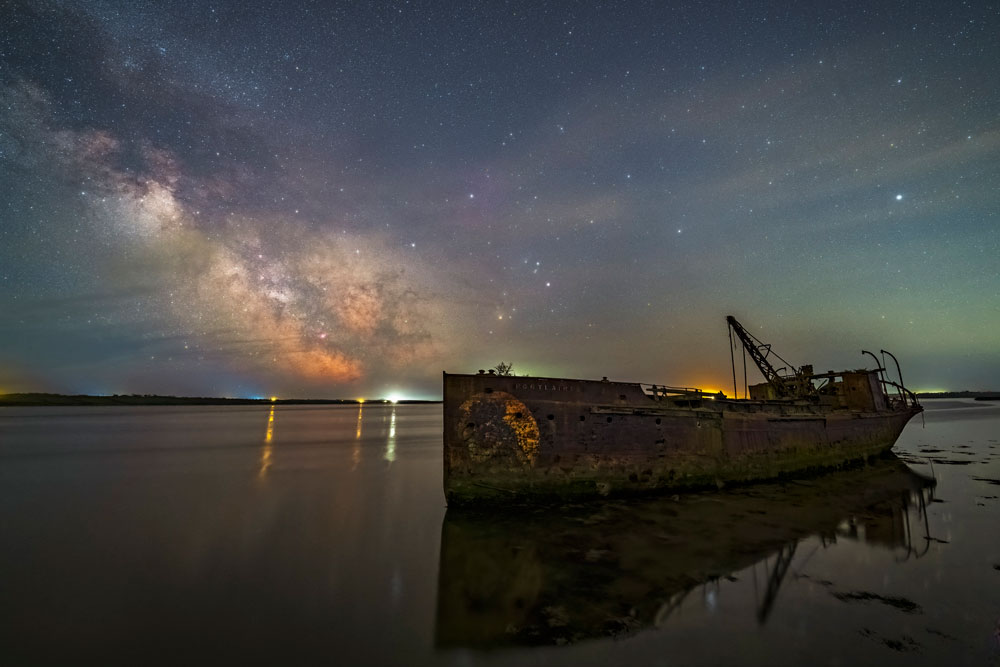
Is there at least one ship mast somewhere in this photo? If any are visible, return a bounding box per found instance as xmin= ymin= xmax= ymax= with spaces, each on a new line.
xmin=726 ymin=315 xmax=814 ymax=399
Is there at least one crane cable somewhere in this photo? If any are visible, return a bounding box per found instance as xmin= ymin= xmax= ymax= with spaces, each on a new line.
xmin=729 ymin=325 xmax=738 ymax=400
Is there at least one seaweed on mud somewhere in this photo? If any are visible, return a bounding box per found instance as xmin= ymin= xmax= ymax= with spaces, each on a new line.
xmin=925 ymin=627 xmax=958 ymax=641
xmin=833 ymin=591 xmax=922 ymax=613
xmin=796 ymin=573 xmax=834 ymax=587
xmin=858 ymin=628 xmax=921 ymax=652
xmin=883 ymin=636 xmax=920 ymax=652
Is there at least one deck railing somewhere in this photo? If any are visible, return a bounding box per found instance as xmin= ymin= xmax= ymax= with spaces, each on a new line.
xmin=640 ymin=384 xmax=709 ymax=399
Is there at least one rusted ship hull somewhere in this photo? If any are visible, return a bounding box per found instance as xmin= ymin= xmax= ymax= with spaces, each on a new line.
xmin=443 ymin=372 xmax=922 ymax=504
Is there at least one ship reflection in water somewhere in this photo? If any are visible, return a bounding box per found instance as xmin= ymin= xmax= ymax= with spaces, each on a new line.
xmin=435 ymin=457 xmax=936 ymax=648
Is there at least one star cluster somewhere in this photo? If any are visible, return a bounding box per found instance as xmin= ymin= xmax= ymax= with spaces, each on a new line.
xmin=2 ymin=1 xmax=998 ymax=397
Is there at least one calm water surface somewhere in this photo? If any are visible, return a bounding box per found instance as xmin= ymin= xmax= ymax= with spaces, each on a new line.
xmin=0 ymin=400 xmax=998 ymax=665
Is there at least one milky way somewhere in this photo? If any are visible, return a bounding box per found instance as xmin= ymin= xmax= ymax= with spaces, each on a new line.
xmin=2 ymin=1 xmax=998 ymax=397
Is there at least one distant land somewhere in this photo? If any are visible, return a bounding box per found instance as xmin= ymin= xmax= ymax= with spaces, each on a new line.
xmin=0 ymin=393 xmax=439 ymax=407
xmin=1 ymin=391 xmax=997 ymax=407
xmin=915 ymin=391 xmax=1000 ymax=400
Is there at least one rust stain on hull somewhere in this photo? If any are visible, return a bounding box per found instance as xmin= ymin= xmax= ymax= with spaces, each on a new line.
xmin=457 ymin=391 xmax=540 ymax=465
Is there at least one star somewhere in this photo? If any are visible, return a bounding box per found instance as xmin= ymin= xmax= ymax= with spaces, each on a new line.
xmin=0 ymin=0 xmax=994 ymax=398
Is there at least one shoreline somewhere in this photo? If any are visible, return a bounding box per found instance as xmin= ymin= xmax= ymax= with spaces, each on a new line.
xmin=0 ymin=393 xmax=439 ymax=407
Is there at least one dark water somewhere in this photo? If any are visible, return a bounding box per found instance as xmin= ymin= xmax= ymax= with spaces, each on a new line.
xmin=0 ymin=400 xmax=998 ymax=665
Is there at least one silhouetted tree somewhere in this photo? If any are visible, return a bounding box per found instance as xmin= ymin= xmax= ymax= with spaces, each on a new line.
xmin=494 ymin=362 xmax=514 ymax=376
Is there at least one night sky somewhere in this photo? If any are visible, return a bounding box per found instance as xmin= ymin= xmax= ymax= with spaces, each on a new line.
xmin=2 ymin=1 xmax=998 ymax=399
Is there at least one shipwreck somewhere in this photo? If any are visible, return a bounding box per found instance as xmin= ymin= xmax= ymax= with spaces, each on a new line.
xmin=442 ymin=315 xmax=922 ymax=504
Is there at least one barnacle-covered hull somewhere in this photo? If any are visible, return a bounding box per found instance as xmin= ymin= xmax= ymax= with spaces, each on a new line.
xmin=443 ymin=371 xmax=922 ymax=505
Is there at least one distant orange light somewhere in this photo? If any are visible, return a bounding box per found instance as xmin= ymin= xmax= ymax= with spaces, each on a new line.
xmin=270 ymin=396 xmax=278 ymax=402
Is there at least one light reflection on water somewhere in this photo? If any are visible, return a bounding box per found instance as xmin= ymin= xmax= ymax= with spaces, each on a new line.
xmin=386 ymin=406 xmax=397 ymax=463
xmin=259 ymin=404 xmax=274 ymax=478
xmin=0 ymin=400 xmax=996 ymax=665
xmin=353 ymin=403 xmax=363 ymax=469
xmin=435 ymin=458 xmax=937 ymax=648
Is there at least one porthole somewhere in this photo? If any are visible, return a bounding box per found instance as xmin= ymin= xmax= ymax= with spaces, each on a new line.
xmin=606 ymin=416 xmax=613 ymax=423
